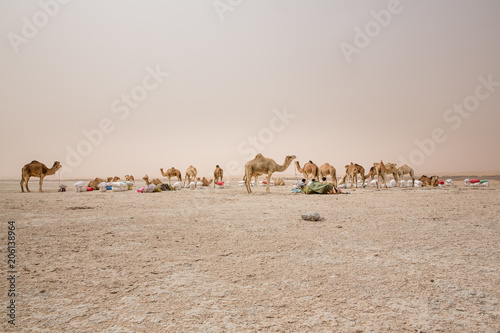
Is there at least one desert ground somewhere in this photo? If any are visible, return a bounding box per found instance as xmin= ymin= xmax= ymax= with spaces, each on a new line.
xmin=1 ymin=177 xmax=499 ymax=332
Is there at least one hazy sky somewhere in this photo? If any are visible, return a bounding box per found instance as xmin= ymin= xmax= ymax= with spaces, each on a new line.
xmin=1 ymin=0 xmax=500 ymax=180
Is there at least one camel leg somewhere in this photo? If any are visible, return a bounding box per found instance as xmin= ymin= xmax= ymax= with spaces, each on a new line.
xmin=245 ymin=174 xmax=252 ymax=193
xmin=25 ymin=176 xmax=31 ymax=192
xmin=39 ymin=176 xmax=44 ymax=192
xmin=20 ymin=177 xmax=25 ymax=192
xmin=266 ymin=173 xmax=272 ymax=194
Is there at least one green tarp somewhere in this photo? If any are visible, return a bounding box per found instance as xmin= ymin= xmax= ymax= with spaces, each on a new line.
xmin=303 ymin=181 xmax=333 ymax=194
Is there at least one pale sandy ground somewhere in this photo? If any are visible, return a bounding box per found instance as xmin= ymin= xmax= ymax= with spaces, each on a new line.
xmin=1 ymin=178 xmax=499 ymax=332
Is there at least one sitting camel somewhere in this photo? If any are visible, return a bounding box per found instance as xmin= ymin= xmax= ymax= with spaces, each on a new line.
xmin=184 ymin=166 xmax=198 ymax=186
xmin=295 ymin=160 xmax=319 ymax=182
xmin=244 ymin=154 xmax=296 ymax=193
xmin=214 ymin=165 xmax=223 ymax=187
xmin=419 ymin=175 xmax=439 ymax=187
xmin=319 ymin=163 xmax=337 ymax=186
xmin=20 ymin=160 xmax=62 ymax=192
xmin=124 ymin=175 xmax=135 ymax=183
xmin=106 ymin=176 xmax=120 ymax=182
xmin=88 ymin=177 xmax=106 ymax=190
xmin=160 ymin=167 xmax=182 ymax=184
xmin=198 ymin=177 xmax=213 ymax=186
xmin=398 ymin=164 xmax=415 ymax=186
xmin=143 ymin=174 xmax=162 ymax=186
xmin=375 ymin=160 xmax=388 ymax=189
xmin=274 ymin=178 xmax=285 ymax=186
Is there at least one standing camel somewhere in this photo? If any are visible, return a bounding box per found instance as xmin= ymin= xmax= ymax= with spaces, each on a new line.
xmin=184 ymin=166 xmax=198 ymax=186
xmin=213 ymin=165 xmax=223 ymax=187
xmin=244 ymin=154 xmax=296 ymax=193
xmin=20 ymin=160 xmax=62 ymax=192
xmin=367 ymin=162 xmax=398 ymax=183
xmin=160 ymin=167 xmax=182 ymax=184
xmin=398 ymin=164 xmax=415 ymax=186
xmin=318 ymin=163 xmax=337 ymax=186
xmin=375 ymin=160 xmax=388 ymax=189
xmin=242 ymin=172 xmax=262 ymax=185
xmin=295 ymin=160 xmax=319 ymax=182
xmin=342 ymin=163 xmax=366 ymax=187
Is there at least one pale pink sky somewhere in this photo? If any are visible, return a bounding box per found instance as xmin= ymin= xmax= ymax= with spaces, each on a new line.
xmin=1 ymin=0 xmax=499 ymax=180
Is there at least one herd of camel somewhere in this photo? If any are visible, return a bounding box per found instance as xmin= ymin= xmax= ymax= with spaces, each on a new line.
xmin=19 ymin=155 xmax=439 ymax=193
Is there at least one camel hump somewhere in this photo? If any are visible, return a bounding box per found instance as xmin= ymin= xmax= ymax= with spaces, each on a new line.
xmin=31 ymin=160 xmax=39 ymax=164
xmin=216 ymin=165 xmax=219 ymax=167
xmin=309 ymin=160 xmax=313 ymax=163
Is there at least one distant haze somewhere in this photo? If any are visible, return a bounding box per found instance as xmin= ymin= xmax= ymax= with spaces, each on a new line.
xmin=1 ymin=0 xmax=500 ymax=180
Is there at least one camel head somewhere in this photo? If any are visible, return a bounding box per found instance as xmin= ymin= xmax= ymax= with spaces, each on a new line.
xmin=286 ymin=155 xmax=297 ymax=163
xmin=385 ymin=162 xmax=397 ymax=171
xmin=143 ymin=174 xmax=149 ymax=181
xmin=52 ymin=161 xmax=62 ymax=171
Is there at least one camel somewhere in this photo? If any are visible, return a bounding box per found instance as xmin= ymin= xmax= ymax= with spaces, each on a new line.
xmin=124 ymin=175 xmax=135 ymax=183
xmin=243 ymin=172 xmax=262 ymax=184
xmin=375 ymin=160 xmax=388 ymax=189
xmin=341 ymin=163 xmax=366 ymax=187
xmin=274 ymin=178 xmax=285 ymax=186
xmin=366 ymin=166 xmax=376 ymax=181
xmin=340 ymin=165 xmax=349 ymax=185
xmin=198 ymin=177 xmax=213 ymax=186
xmin=20 ymin=160 xmax=62 ymax=192
xmin=295 ymin=160 xmax=319 ymax=182
xmin=184 ymin=166 xmax=198 ymax=186
xmin=244 ymin=154 xmax=296 ymax=193
xmin=367 ymin=162 xmax=398 ymax=183
xmin=398 ymin=164 xmax=415 ymax=186
xmin=106 ymin=176 xmax=120 ymax=182
xmin=143 ymin=174 xmax=162 ymax=186
xmin=384 ymin=162 xmax=399 ymax=183
xmin=419 ymin=175 xmax=439 ymax=187
xmin=88 ymin=177 xmax=106 ymax=190
xmin=160 ymin=167 xmax=182 ymax=184
xmin=214 ymin=165 xmax=223 ymax=187
xmin=318 ymin=163 xmax=337 ymax=186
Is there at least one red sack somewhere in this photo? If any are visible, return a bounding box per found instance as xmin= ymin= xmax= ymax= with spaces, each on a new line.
xmin=439 ymin=181 xmax=444 ymax=185
xmin=217 ymin=181 xmax=224 ymax=186
xmin=86 ymin=187 xmax=94 ymax=191
xmin=470 ymin=179 xmax=480 ymax=184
